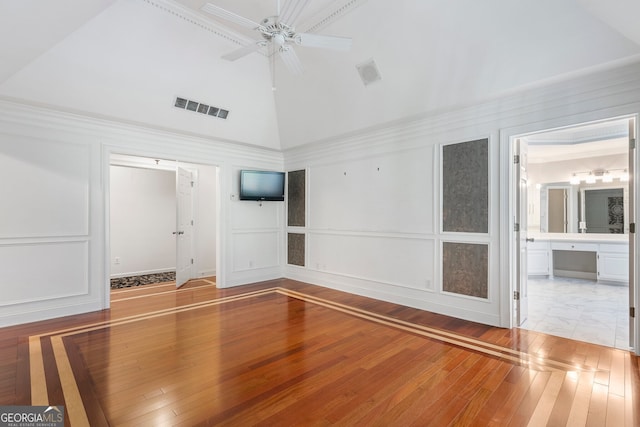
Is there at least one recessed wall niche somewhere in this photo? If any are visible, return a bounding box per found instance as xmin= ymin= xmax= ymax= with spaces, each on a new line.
xmin=288 ymin=170 xmax=305 ymax=227
xmin=442 ymin=242 xmax=488 ymax=299
xmin=442 ymin=138 xmax=488 ymax=233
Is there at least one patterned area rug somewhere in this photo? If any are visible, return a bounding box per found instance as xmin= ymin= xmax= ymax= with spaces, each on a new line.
xmin=110 ymin=272 xmax=176 ymax=289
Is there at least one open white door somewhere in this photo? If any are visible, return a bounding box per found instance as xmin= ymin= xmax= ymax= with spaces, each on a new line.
xmin=176 ymin=167 xmax=193 ymax=288
xmin=629 ymin=118 xmax=636 ymax=349
xmin=514 ymin=138 xmax=529 ymax=326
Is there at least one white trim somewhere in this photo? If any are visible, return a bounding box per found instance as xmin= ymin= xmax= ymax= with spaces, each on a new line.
xmin=499 ymin=109 xmax=640 ymax=354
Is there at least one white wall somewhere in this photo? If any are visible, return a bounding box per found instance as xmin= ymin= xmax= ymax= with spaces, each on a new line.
xmin=0 ymin=123 xmax=104 ymax=326
xmin=225 ymin=166 xmax=285 ymax=286
xmin=110 ymin=165 xmax=176 ymax=277
xmin=0 ymin=99 xmax=283 ymax=327
xmin=284 ymin=59 xmax=640 ymax=328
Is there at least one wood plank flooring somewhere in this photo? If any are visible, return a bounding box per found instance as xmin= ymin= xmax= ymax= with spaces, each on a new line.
xmin=1 ymin=277 xmax=639 ymax=426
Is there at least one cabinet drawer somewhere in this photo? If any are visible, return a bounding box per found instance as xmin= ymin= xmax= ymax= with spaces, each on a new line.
xmin=527 ymin=241 xmax=549 ymax=251
xmin=599 ymin=243 xmax=628 ymax=253
xmin=551 ymin=242 xmax=598 ymax=252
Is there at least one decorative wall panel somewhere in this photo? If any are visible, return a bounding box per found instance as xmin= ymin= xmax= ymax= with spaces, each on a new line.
xmin=308 ymin=234 xmax=435 ymax=290
xmin=442 ymin=242 xmax=488 ymax=299
xmin=0 ymin=241 xmax=89 ymax=305
xmin=0 ymin=138 xmax=90 ymax=238
xmin=288 ymin=233 xmax=305 ymax=266
xmin=309 ymin=148 xmax=433 ymax=233
xmin=288 ymin=170 xmax=306 ymax=226
xmin=232 ymin=232 xmax=280 ymax=271
xmin=442 ymin=139 xmax=488 ymax=233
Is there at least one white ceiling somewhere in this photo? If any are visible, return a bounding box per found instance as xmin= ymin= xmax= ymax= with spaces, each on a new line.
xmin=1 ymin=0 xmax=639 ymax=150
xmin=526 ymin=118 xmax=630 ymax=164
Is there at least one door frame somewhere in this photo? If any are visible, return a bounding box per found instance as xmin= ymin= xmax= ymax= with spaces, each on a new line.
xmin=104 ymin=150 xmax=220 ymax=305
xmin=499 ymin=111 xmax=639 ymax=354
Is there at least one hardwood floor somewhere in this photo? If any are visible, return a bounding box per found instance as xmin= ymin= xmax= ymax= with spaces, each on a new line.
xmin=1 ymin=277 xmax=639 ymax=426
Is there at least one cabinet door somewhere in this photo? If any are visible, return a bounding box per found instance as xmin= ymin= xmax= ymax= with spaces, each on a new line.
xmin=527 ymin=249 xmax=549 ymax=276
xmin=598 ymin=252 xmax=629 ymax=283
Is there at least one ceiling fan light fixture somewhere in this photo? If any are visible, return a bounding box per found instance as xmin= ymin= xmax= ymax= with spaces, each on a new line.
xmin=273 ymin=33 xmax=286 ymax=46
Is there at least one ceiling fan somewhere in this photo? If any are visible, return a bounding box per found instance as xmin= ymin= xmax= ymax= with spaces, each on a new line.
xmin=202 ymin=0 xmax=352 ymax=76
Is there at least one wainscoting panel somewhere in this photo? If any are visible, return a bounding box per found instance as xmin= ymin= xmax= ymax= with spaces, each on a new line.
xmin=309 ymin=147 xmax=433 ymax=233
xmin=232 ymin=231 xmax=281 ymax=272
xmin=442 ymin=138 xmax=488 ymax=233
xmin=287 ymin=233 xmax=305 ymax=266
xmin=0 ymin=240 xmax=89 ymax=305
xmin=287 ymin=170 xmax=305 ymax=227
xmin=442 ymin=241 xmax=489 ymax=299
xmin=230 ymin=199 xmax=282 ymax=230
xmin=308 ymin=233 xmax=435 ymax=291
xmin=0 ymin=136 xmax=90 ymax=238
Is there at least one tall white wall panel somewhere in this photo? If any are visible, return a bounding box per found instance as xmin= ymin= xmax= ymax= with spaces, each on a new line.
xmin=0 ymin=137 xmax=89 ymax=238
xmin=309 ymin=148 xmax=434 ymax=233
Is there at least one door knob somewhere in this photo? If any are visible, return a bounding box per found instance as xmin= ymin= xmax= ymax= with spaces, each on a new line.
xmin=526 ymin=237 xmax=535 ymax=242
xmin=173 ymin=231 xmax=185 ymax=235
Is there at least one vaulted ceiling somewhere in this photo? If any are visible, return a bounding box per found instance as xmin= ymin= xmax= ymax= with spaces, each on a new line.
xmin=1 ymin=0 xmax=639 ymax=151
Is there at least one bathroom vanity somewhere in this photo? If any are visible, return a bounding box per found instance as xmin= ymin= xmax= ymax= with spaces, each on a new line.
xmin=527 ymin=233 xmax=629 ymax=284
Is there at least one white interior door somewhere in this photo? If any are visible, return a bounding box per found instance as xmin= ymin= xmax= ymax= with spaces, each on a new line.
xmin=176 ymin=167 xmax=193 ymax=288
xmin=629 ymin=117 xmax=636 ymax=349
xmin=515 ymin=138 xmax=529 ymax=326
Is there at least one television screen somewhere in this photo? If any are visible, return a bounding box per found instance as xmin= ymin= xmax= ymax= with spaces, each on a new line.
xmin=239 ymin=170 xmax=285 ymax=201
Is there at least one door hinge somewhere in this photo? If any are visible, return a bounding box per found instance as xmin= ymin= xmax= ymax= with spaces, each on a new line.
xmin=191 ymin=258 xmax=194 ymax=265
xmin=631 ymin=307 xmax=636 ymax=318
xmin=630 ymin=138 xmax=636 ymax=150
xmin=513 ymin=154 xmax=520 ymax=164
xmin=514 ymin=223 xmax=520 ymax=232
xmin=191 ymin=219 xmax=194 ymax=226
xmin=191 ymin=181 xmax=194 ymax=187
xmin=630 ymin=223 xmax=636 ymax=234
xmin=513 ymin=291 xmax=520 ymax=300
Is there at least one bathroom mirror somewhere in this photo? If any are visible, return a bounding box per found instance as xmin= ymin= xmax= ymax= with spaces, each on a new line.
xmin=539 ymin=182 xmax=628 ymax=234
xmin=525 ymin=117 xmax=630 ymax=235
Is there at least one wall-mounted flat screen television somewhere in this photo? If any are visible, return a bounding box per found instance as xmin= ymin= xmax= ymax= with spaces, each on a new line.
xmin=239 ymin=170 xmax=285 ymax=201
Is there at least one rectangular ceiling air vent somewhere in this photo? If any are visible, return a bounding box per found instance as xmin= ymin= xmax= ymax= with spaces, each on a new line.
xmin=174 ymin=96 xmax=230 ymax=120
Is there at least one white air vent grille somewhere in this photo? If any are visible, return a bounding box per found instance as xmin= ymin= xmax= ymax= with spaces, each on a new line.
xmin=356 ymin=59 xmax=382 ymax=86
xmin=174 ymin=97 xmax=229 ymax=120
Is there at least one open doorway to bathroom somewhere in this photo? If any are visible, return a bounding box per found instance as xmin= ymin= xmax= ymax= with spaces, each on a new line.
xmin=516 ymin=117 xmax=632 ymax=349
xmin=109 ymin=154 xmax=217 ymax=291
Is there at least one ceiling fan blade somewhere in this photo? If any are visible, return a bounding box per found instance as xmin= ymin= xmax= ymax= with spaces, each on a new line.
xmin=201 ymin=2 xmax=261 ymax=29
xmin=278 ymin=45 xmax=304 ymax=75
xmin=297 ymin=33 xmax=352 ymax=51
xmin=279 ymin=0 xmax=312 ymax=26
xmin=222 ymin=42 xmax=264 ymax=61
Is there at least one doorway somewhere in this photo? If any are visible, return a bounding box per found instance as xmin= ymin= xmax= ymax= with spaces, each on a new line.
xmin=512 ymin=117 xmax=634 ymax=349
xmin=109 ymin=154 xmax=217 ymax=291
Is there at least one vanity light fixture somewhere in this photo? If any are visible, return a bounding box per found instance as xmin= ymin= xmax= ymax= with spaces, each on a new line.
xmin=569 ymin=174 xmax=581 ymax=185
xmin=569 ymin=168 xmax=628 ymax=184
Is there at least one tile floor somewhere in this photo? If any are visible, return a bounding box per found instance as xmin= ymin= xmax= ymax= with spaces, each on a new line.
xmin=520 ymin=277 xmax=630 ymax=350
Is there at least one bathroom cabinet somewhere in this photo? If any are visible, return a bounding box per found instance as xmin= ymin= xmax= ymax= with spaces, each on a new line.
xmin=526 ymin=235 xmax=628 ymax=284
